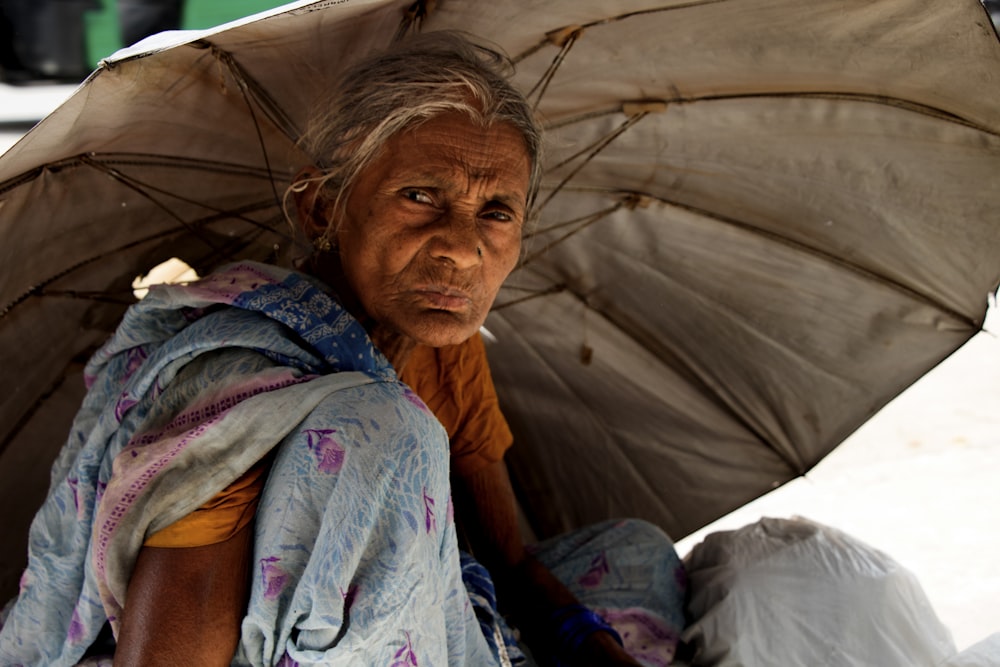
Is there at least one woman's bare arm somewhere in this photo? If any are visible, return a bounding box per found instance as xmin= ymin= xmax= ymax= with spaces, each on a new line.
xmin=113 ymin=522 xmax=253 ymax=666
xmin=453 ymin=459 xmax=639 ymax=666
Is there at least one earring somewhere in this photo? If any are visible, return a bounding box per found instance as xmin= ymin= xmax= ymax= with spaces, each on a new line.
xmin=314 ymin=232 xmax=333 ymax=252
xmin=476 ymin=246 xmax=483 ymax=257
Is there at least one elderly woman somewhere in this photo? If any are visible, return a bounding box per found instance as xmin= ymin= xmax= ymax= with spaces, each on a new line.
xmin=0 ymin=33 xmax=684 ymax=667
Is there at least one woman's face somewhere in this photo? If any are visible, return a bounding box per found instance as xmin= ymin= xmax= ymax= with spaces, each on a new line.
xmin=332 ymin=112 xmax=531 ymax=348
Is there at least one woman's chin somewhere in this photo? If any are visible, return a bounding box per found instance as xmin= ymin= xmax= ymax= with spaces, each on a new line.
xmin=394 ymin=311 xmax=482 ymax=349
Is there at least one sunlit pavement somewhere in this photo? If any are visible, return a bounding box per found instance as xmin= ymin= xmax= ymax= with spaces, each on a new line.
xmin=3 ymin=77 xmax=999 ymax=653
xmin=0 ymin=81 xmax=78 ymax=154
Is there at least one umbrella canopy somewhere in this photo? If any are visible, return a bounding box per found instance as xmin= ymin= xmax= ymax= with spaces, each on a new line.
xmin=1 ymin=0 xmax=999 ymax=597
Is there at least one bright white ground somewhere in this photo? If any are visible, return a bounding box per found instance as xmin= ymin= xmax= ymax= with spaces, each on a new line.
xmin=4 ymin=82 xmax=999 ymax=652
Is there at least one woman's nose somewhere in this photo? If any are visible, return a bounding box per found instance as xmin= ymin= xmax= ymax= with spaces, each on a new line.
xmin=428 ymin=210 xmax=482 ymax=269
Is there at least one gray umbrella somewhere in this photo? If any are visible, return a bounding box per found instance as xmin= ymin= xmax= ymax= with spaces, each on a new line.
xmin=1 ymin=0 xmax=999 ymax=597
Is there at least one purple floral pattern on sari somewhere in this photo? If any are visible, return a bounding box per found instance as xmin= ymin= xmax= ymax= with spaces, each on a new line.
xmin=66 ymin=609 xmax=85 ymax=644
xmin=423 ymin=488 xmax=437 ymax=534
xmin=259 ymin=557 xmax=288 ymax=602
xmin=391 ymin=633 xmax=419 ymax=667
xmin=304 ymin=428 xmax=345 ymax=474
xmin=578 ymin=551 xmax=610 ymax=588
xmin=122 ymin=346 xmax=148 ymax=381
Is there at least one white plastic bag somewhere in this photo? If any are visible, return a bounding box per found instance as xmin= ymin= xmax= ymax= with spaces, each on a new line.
xmin=682 ymin=517 xmax=956 ymax=666
xmin=940 ymin=633 xmax=1000 ymax=667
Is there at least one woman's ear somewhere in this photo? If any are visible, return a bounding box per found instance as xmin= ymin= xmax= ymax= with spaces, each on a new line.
xmin=290 ymin=166 xmax=332 ymax=243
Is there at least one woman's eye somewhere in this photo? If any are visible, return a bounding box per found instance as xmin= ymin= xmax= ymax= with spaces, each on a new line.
xmin=402 ymin=189 xmax=433 ymax=204
xmin=482 ymin=207 xmax=517 ymax=223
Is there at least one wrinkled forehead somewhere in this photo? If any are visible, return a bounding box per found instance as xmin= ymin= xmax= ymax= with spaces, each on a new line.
xmin=353 ymin=110 xmax=534 ymax=193
xmin=368 ymin=112 xmax=532 ymax=200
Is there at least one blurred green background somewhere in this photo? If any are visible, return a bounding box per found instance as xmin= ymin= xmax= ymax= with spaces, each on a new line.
xmin=85 ymin=0 xmax=287 ymax=68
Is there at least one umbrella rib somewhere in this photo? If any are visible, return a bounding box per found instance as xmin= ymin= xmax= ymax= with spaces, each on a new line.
xmin=537 ymin=112 xmax=651 ymax=212
xmin=195 ymin=41 xmax=302 ymax=142
xmin=496 ymin=310 xmax=675 ymax=525
xmin=77 ymin=155 xmax=294 ymax=243
xmin=521 ymin=202 xmax=625 ymax=266
xmin=524 ymin=30 xmax=580 ymax=111
xmin=0 ymin=206 xmax=282 ymax=318
xmin=206 ymin=44 xmax=292 ymax=211
xmin=0 ymin=359 xmax=90 ymax=459
xmin=545 ymin=91 xmax=996 ymax=136
xmin=511 ymin=0 xmax=731 ymax=63
xmin=95 ymin=153 xmax=281 ymax=179
xmin=0 ymin=153 xmax=281 ymax=196
xmin=523 ymin=202 xmax=623 ymax=240
xmin=533 ymin=186 xmax=979 ymax=328
xmin=1 ymin=228 xmax=184 ymax=318
xmin=33 ymin=289 xmax=137 ymax=305
xmin=77 ymin=156 xmax=237 ymax=256
xmin=501 ymin=267 xmax=808 ymax=474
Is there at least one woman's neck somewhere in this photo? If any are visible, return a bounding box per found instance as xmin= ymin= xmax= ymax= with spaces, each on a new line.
xmin=306 ymin=251 xmax=416 ymax=372
xmin=369 ymin=325 xmax=416 ymax=372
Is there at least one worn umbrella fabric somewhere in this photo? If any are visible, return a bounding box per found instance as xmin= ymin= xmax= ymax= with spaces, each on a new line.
xmin=1 ymin=0 xmax=999 ymax=599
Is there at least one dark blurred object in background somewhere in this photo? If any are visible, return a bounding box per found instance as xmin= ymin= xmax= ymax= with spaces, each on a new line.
xmin=985 ymin=0 xmax=1000 ymax=28
xmin=119 ymin=0 xmax=182 ymax=46
xmin=0 ymin=0 xmax=99 ymax=84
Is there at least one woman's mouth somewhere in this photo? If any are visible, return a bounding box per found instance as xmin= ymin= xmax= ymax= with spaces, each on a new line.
xmin=414 ymin=286 xmax=472 ymax=311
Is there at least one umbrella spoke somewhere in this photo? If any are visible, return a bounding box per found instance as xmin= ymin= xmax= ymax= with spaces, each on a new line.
xmin=1 ymin=213 xmax=280 ymax=318
xmin=0 ymin=152 xmax=282 ymax=193
xmin=524 ymin=202 xmax=624 ymax=240
xmin=492 ymin=282 xmax=567 ymax=312
xmin=80 ymin=156 xmax=239 ymax=256
xmin=195 ymin=41 xmax=302 ymax=144
xmin=521 ymin=200 xmax=626 ymax=267
xmin=545 ymin=92 xmax=996 ymax=135
xmin=549 ymin=184 xmax=981 ymax=329
xmin=201 ymin=43 xmax=297 ymax=211
xmin=524 ymin=27 xmax=581 ymax=111
xmin=77 ymin=155 xmax=294 ymax=244
xmin=30 ymin=289 xmax=137 ymax=306
xmin=512 ymin=0 xmax=731 ymax=63
xmin=537 ymin=107 xmax=659 ymax=211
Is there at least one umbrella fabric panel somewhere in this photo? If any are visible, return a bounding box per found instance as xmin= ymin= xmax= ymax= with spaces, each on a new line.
xmin=651 ymin=98 xmax=1000 ymax=315
xmin=533 ymin=78 xmax=1000 ymax=324
xmin=0 ymin=50 xmax=306 ymax=310
xmin=490 ymin=194 xmax=978 ymax=539
xmin=431 ymin=0 xmax=1000 ymax=129
xmin=204 ymin=0 xmax=409 ymax=113
xmin=485 ymin=291 xmax=792 ymax=540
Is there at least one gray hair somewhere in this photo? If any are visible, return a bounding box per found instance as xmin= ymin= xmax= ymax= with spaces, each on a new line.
xmin=296 ymin=31 xmax=542 ymax=234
